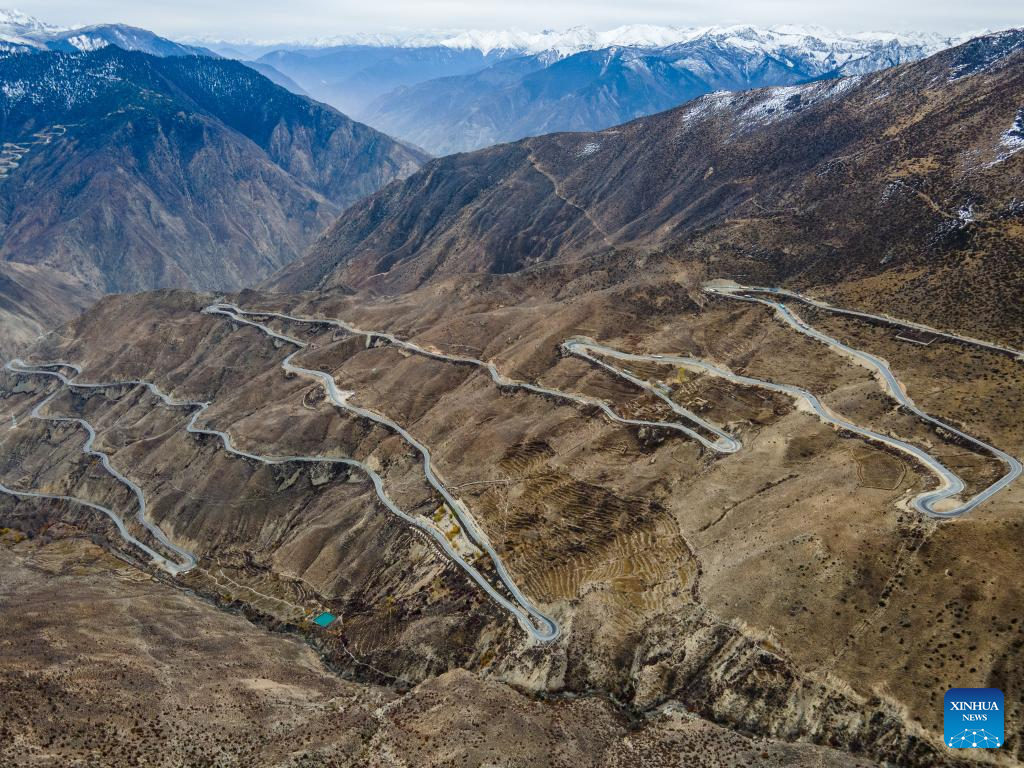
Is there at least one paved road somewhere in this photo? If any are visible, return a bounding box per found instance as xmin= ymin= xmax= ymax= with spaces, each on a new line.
xmin=214 ymin=305 xmax=741 ymax=454
xmin=712 ymin=283 xmax=1024 ymax=361
xmin=204 ymin=304 xmax=560 ymax=642
xmin=2 ymin=360 xmax=198 ymax=574
xmin=703 ymin=285 xmax=1021 ymax=516
xmin=0 ymin=125 xmax=67 ymax=180
xmin=5 ymin=280 xmax=1013 ymax=641
xmin=0 ymin=476 xmax=184 ymax=571
xmin=230 ymin=288 xmax=1019 ymax=519
xmin=4 ymin=353 xmax=562 ymax=641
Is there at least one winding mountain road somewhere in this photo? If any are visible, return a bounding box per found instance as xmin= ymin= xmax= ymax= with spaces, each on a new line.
xmin=715 ymin=283 xmax=1024 ymax=361
xmin=223 ymin=283 xmax=1019 ymax=520
xmin=3 ymin=280 xmax=1015 ymax=645
xmin=702 ymin=284 xmax=1021 ymax=516
xmin=212 ymin=304 xmax=740 ymax=454
xmin=204 ymin=304 xmax=560 ymax=642
xmin=3 ymin=353 xmax=561 ymax=641
xmin=2 ymin=360 xmax=197 ymax=574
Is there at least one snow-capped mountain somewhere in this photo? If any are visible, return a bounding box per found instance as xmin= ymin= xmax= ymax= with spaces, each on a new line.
xmin=196 ymin=23 xmax=962 ymax=58
xmin=40 ymin=24 xmax=215 ymax=57
xmin=191 ymin=24 xmax=968 ymax=135
xmin=353 ymin=26 xmax=969 ymax=154
xmin=2 ymin=9 xmax=980 ymax=158
xmin=0 ymin=8 xmax=54 ymax=34
xmin=0 ymin=8 xmax=214 ymax=56
xmin=0 ymin=8 xmax=55 ymax=49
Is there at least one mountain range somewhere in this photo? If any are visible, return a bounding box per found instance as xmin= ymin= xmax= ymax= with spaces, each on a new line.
xmin=3 ymin=11 xmax=966 ymax=155
xmin=361 ymin=29 xmax=952 ymax=154
xmin=0 ymin=44 xmax=425 ymax=353
xmin=276 ymin=29 xmax=1024 ymax=344
xmin=2 ymin=15 xmax=1023 ymax=766
xmin=203 ymin=25 xmax=963 ymax=154
xmin=0 ymin=9 xmax=215 ymax=56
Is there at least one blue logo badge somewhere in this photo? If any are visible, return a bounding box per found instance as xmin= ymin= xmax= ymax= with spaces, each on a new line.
xmin=945 ymin=688 xmax=1003 ymax=748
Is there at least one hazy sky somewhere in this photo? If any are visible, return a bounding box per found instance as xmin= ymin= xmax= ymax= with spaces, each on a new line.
xmin=14 ymin=0 xmax=1022 ymax=39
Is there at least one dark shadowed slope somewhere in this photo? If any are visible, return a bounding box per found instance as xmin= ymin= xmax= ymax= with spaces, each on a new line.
xmin=273 ymin=31 xmax=1024 ymax=344
xmin=0 ymin=47 xmax=427 ymax=295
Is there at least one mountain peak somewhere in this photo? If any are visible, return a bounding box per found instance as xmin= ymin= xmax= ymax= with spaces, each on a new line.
xmin=192 ymin=24 xmax=965 ymax=59
xmin=0 ymin=7 xmax=55 ymax=32
xmin=0 ymin=7 xmax=56 ymax=48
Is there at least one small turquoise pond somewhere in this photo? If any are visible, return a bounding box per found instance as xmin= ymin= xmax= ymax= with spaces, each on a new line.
xmin=312 ymin=612 xmax=337 ymax=627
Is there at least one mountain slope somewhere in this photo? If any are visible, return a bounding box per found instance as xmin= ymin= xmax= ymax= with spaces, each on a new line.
xmin=361 ymin=27 xmax=952 ymax=154
xmin=240 ymin=60 xmax=308 ymax=95
xmin=5 ymin=30 xmax=1023 ymax=768
xmin=0 ymin=261 xmax=97 ymax=357
xmin=0 ymin=11 xmax=216 ymax=56
xmin=0 ymin=47 xmax=426 ymax=296
xmin=274 ymin=30 xmax=1024 ymax=344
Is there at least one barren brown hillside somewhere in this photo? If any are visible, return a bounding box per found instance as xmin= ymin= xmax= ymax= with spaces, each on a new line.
xmin=274 ymin=31 xmax=1024 ymax=345
xmin=2 ymin=30 xmax=1022 ymax=768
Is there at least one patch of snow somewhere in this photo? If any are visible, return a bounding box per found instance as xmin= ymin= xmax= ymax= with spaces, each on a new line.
xmin=576 ymin=141 xmax=601 ymax=158
xmin=736 ymin=76 xmax=861 ymax=129
xmin=66 ymin=34 xmax=110 ymax=52
xmin=989 ymin=108 xmax=1024 ymax=165
xmin=674 ymin=90 xmax=736 ymax=133
xmin=1002 ymin=109 xmax=1024 ymax=149
xmin=739 ymin=85 xmax=806 ymax=127
xmin=1 ymin=80 xmax=26 ymax=99
xmin=881 ymin=181 xmax=904 ymax=202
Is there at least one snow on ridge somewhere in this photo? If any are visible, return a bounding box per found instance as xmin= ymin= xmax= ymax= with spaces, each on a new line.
xmin=0 ymin=8 xmax=58 ymax=34
xmin=672 ymin=90 xmax=737 ymax=133
xmin=66 ymin=34 xmax=111 ymax=52
xmin=185 ymin=24 xmax=967 ymax=59
xmin=0 ymin=6 xmax=54 ymax=47
xmin=0 ymin=55 xmax=126 ymax=110
xmin=737 ymin=75 xmax=863 ymax=128
xmin=948 ymin=28 xmax=1024 ymax=81
xmin=991 ymin=108 xmax=1024 ymax=164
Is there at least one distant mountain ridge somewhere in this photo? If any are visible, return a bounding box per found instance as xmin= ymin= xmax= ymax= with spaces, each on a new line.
xmin=272 ymin=30 xmax=1024 ymax=344
xmin=196 ymin=24 xmax=960 ymax=58
xmin=196 ymin=24 xmax=962 ymax=154
xmin=253 ymin=45 xmax=510 ymax=117
xmin=5 ymin=12 xmax=967 ymax=156
xmin=0 ymin=9 xmax=216 ymax=56
xmin=361 ymin=30 xmax=949 ymax=154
